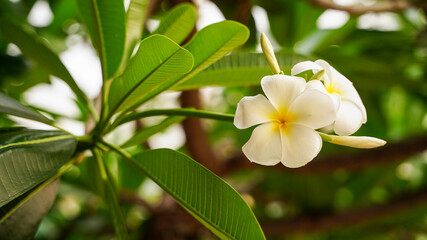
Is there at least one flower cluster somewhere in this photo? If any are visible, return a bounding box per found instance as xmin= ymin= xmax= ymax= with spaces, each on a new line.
xmin=233 ymin=34 xmax=386 ymax=168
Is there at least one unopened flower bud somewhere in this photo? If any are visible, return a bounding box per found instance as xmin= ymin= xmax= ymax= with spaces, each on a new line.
xmin=260 ymin=33 xmax=281 ymax=75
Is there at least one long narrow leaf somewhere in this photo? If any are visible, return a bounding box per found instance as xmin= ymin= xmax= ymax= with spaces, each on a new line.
xmin=121 ymin=0 xmax=148 ymax=70
xmin=91 ymin=149 xmax=128 ymax=239
xmin=0 ymin=161 xmax=74 ymax=223
xmin=108 ymin=34 xmax=193 ymax=115
xmin=0 ymin=92 xmax=52 ymax=124
xmin=0 ymin=180 xmax=59 ymax=239
xmin=75 ymin=0 xmax=125 ymax=79
xmin=0 ymin=128 xmax=76 ymax=208
xmin=0 ymin=18 xmax=90 ymax=107
xmin=127 ymin=149 xmax=266 ymax=240
xmin=153 ymin=3 xmax=196 ymax=45
xmin=112 ymin=21 xmax=248 ymax=112
xmin=176 ymin=20 xmax=249 ymax=86
xmin=173 ymin=52 xmax=307 ymax=90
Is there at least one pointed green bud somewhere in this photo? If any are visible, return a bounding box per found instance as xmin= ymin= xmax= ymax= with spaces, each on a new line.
xmin=261 ymin=33 xmax=281 ymax=75
xmin=310 ymin=69 xmax=325 ymax=81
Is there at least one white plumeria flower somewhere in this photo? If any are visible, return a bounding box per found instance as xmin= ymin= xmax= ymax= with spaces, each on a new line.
xmin=292 ymin=60 xmax=367 ymax=136
xmin=234 ymin=75 xmax=336 ymax=168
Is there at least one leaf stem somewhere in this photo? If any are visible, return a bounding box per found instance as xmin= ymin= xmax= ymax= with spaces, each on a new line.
xmin=91 ymin=148 xmax=129 ymax=240
xmin=87 ymin=100 xmax=100 ymax=123
xmin=98 ymin=139 xmax=132 ymax=160
xmin=317 ymin=131 xmax=333 ymax=142
xmin=113 ymin=108 xmax=234 ymax=130
xmin=96 ymin=140 xmax=150 ymax=185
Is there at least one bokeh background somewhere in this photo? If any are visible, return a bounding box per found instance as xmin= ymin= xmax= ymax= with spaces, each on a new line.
xmin=1 ymin=0 xmax=427 ymax=239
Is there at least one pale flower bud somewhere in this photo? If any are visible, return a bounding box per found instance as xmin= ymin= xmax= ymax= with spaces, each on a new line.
xmin=260 ymin=33 xmax=281 ymax=75
xmin=327 ymin=135 xmax=386 ymax=149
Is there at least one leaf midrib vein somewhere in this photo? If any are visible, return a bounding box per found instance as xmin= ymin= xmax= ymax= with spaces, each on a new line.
xmin=0 ymin=135 xmax=74 ymax=152
xmin=112 ymin=46 xmax=184 ymax=115
xmin=176 ymin=26 xmax=246 ymax=86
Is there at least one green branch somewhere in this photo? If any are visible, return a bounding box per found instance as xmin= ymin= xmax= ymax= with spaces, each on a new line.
xmin=91 ymin=148 xmax=128 ymax=239
xmin=117 ymin=108 xmax=234 ymax=126
xmin=98 ymin=139 xmax=132 ymax=160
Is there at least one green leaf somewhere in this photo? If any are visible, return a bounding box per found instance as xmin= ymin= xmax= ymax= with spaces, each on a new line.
xmin=91 ymin=149 xmax=128 ymax=239
xmin=0 ymin=92 xmax=52 ymax=124
xmin=154 ymin=3 xmax=196 ymax=45
xmin=118 ymin=154 xmax=145 ymax=191
xmin=75 ymin=0 xmax=126 ymax=79
xmin=0 ymin=128 xmax=77 ymax=208
xmin=108 ymin=108 xmax=233 ymax=133
xmin=121 ymin=0 xmax=148 ymax=69
xmin=0 ymin=180 xmax=59 ymax=240
xmin=173 ymin=52 xmax=306 ymax=90
xmin=117 ymin=108 xmax=234 ymax=126
xmin=121 ymin=116 xmax=185 ymax=148
xmin=173 ymin=20 xmax=250 ymax=87
xmin=108 ymin=34 xmax=193 ymax=115
xmin=128 ymin=149 xmax=265 ymax=240
xmin=0 ymin=18 xmax=90 ymax=108
xmin=0 ymin=161 xmax=74 ymax=223
xmin=109 ymin=20 xmax=247 ymax=118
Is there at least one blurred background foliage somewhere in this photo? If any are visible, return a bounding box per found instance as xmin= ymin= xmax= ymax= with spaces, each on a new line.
xmin=1 ymin=0 xmax=427 ymax=239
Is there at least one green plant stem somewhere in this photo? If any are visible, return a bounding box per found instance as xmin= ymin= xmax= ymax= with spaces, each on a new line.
xmin=97 ymin=140 xmax=145 ymax=177
xmin=317 ymin=131 xmax=332 ymax=142
xmin=87 ymin=100 xmax=99 ymax=123
xmin=96 ymin=140 xmax=152 ymax=193
xmin=98 ymin=86 xmax=109 ymax=132
xmin=110 ymin=108 xmax=234 ymax=131
xmin=91 ymin=148 xmax=128 ymax=240
xmin=98 ymin=139 xmax=132 ymax=160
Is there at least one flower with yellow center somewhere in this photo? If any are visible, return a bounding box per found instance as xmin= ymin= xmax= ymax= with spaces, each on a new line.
xmin=234 ymin=74 xmax=336 ymax=168
xmin=292 ymin=60 xmax=367 ymax=136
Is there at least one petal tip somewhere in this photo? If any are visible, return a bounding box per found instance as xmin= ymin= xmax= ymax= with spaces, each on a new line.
xmin=281 ymin=160 xmax=309 ymax=168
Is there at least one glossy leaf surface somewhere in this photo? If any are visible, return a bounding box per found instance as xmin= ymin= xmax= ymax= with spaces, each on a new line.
xmin=173 ymin=52 xmax=306 ymax=90
xmin=0 ymin=92 xmax=52 ymax=124
xmin=175 ymin=20 xmax=250 ymax=86
xmin=75 ymin=0 xmax=125 ymax=79
xmin=0 ymin=128 xmax=76 ymax=208
xmin=0 ymin=180 xmax=59 ymax=239
xmin=108 ymin=34 xmax=193 ymax=114
xmin=129 ymin=149 xmax=266 ymax=240
xmin=154 ymin=3 xmax=196 ymax=44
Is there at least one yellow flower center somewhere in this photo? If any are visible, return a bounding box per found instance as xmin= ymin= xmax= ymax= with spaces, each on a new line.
xmin=326 ymin=84 xmax=340 ymax=95
xmin=271 ymin=111 xmax=293 ymax=131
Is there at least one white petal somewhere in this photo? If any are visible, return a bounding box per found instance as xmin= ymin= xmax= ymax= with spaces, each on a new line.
xmin=340 ymin=84 xmax=367 ymax=122
xmin=306 ymin=80 xmax=341 ymax=111
xmin=242 ymin=123 xmax=282 ymax=166
xmin=306 ymin=80 xmax=326 ymax=92
xmin=234 ymin=94 xmax=277 ymax=129
xmin=280 ymin=123 xmax=322 ymax=168
xmin=315 ymin=59 xmax=367 ymax=122
xmin=315 ymin=59 xmax=351 ymax=91
xmin=328 ymin=135 xmax=386 ymax=149
xmin=261 ymin=75 xmax=306 ymax=113
xmin=291 ymin=61 xmax=323 ymax=76
xmin=334 ymin=100 xmax=364 ymax=136
xmin=287 ymin=89 xmax=336 ymax=129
